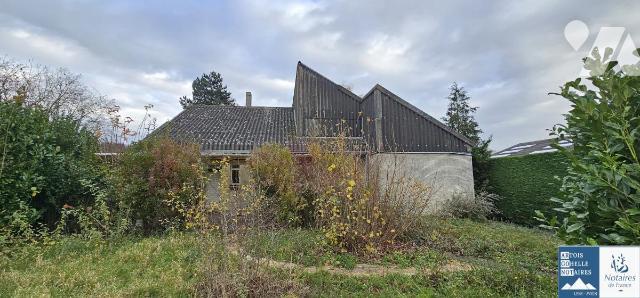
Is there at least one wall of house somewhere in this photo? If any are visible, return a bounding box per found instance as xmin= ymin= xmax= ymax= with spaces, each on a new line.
xmin=206 ymin=172 xmax=220 ymax=200
xmin=371 ymin=153 xmax=474 ymax=213
xmin=205 ymin=158 xmax=251 ymax=201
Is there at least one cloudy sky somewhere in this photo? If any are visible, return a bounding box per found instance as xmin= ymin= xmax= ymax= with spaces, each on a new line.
xmin=1 ymin=0 xmax=639 ymax=150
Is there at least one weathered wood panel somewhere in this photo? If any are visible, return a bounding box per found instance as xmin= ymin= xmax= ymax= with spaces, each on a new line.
xmin=378 ymin=87 xmax=470 ymax=152
xmin=293 ymin=63 xmax=471 ymax=153
xmin=293 ymin=62 xmax=362 ymax=137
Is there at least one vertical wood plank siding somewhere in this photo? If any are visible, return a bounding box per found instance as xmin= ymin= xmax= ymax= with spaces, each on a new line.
xmin=294 ymin=62 xmax=470 ymax=153
xmin=378 ymin=91 xmax=469 ymax=152
xmin=360 ymin=92 xmax=377 ymax=150
xmin=293 ymin=62 xmax=363 ymax=137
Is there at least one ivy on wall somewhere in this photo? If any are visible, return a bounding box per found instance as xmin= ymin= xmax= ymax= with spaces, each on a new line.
xmin=488 ymin=152 xmax=568 ymax=226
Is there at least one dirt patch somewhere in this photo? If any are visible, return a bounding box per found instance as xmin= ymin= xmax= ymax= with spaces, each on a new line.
xmin=440 ymin=259 xmax=474 ymax=272
xmin=227 ymin=244 xmax=473 ymax=277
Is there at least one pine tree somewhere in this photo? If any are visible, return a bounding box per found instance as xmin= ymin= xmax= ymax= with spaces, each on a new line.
xmin=442 ymin=82 xmax=492 ymax=190
xmin=178 ymin=96 xmax=192 ymax=108
xmin=442 ymin=82 xmax=481 ymax=144
xmin=179 ymin=71 xmax=235 ymax=108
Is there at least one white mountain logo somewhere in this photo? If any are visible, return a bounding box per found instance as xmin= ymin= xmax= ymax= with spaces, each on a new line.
xmin=561 ymin=278 xmax=597 ymax=290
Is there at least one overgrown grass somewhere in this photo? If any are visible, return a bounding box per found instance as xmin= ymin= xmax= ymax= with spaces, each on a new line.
xmin=243 ymin=217 xmax=560 ymax=272
xmin=0 ymin=233 xmax=202 ymax=297
xmin=413 ymin=217 xmax=560 ymax=273
xmin=241 ymin=229 xmax=331 ymax=267
xmin=303 ymin=268 xmax=555 ymax=297
xmin=298 ymin=218 xmax=559 ymax=297
xmin=0 ymin=218 xmax=560 ymax=297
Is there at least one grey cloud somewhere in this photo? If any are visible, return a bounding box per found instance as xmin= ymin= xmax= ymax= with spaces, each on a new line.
xmin=1 ymin=0 xmax=639 ymax=150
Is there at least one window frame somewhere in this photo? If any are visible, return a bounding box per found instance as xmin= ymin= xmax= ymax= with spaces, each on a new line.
xmin=230 ymin=164 xmax=240 ymax=188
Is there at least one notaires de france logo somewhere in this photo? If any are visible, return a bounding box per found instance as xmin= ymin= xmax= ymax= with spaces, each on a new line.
xmin=600 ymin=247 xmax=639 ymax=297
xmin=611 ymin=253 xmax=629 ymax=274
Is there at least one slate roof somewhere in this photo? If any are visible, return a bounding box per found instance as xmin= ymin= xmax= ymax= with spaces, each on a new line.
xmin=492 ymin=138 xmax=573 ymax=158
xmin=162 ymin=105 xmax=296 ymax=154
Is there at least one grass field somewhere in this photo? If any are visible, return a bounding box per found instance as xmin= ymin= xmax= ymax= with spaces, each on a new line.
xmin=0 ymin=218 xmax=560 ymax=297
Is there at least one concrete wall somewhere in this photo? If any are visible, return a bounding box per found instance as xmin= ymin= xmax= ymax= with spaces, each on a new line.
xmin=203 ymin=153 xmax=474 ymax=211
xmin=206 ymin=172 xmax=221 ymax=200
xmin=371 ymin=153 xmax=474 ymax=213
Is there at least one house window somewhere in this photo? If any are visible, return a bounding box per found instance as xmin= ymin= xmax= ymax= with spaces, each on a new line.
xmin=230 ymin=164 xmax=240 ymax=187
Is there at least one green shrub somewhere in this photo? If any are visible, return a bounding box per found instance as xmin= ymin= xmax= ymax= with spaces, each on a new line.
xmin=472 ymin=137 xmax=493 ymax=190
xmin=439 ymin=190 xmax=499 ymax=220
xmin=0 ymin=101 xmax=104 ymax=231
xmin=537 ymin=48 xmax=640 ymax=245
xmin=113 ymin=136 xmax=206 ymax=232
xmin=247 ymin=143 xmax=307 ymax=225
xmin=488 ymin=151 xmax=568 ymax=226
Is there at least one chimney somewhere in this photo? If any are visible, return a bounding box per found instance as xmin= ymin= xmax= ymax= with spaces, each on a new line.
xmin=245 ymin=91 xmax=252 ymax=107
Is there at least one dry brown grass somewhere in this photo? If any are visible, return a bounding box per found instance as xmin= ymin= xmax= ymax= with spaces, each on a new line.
xmin=194 ymin=240 xmax=309 ymax=298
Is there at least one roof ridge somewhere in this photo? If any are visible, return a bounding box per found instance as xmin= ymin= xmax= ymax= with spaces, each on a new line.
xmin=514 ymin=138 xmax=556 ymax=145
xmin=297 ymin=61 xmax=363 ymax=102
xmin=493 ymin=137 xmax=569 ymax=157
xmin=495 ymin=138 xmax=559 ymax=152
xmin=188 ymin=104 xmax=292 ymax=109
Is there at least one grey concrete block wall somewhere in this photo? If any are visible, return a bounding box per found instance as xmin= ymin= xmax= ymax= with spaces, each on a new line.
xmin=371 ymin=153 xmax=474 ymax=213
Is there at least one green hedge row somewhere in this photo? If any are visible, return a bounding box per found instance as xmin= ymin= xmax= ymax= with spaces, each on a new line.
xmin=488 ymin=151 xmax=568 ymax=226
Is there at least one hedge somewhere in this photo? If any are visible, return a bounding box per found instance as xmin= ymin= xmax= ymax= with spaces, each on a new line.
xmin=488 ymin=151 xmax=568 ymax=226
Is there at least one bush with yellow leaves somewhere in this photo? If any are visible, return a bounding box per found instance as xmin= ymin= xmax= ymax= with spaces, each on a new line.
xmin=304 ymin=138 xmax=433 ymax=255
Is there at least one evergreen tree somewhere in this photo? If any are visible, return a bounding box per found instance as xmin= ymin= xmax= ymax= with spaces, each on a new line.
xmin=442 ymin=82 xmax=481 ymax=144
xmin=179 ymin=71 xmax=235 ymax=108
xmin=442 ymin=82 xmax=492 ymax=190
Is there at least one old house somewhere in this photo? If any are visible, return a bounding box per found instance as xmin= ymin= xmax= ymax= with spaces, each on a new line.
xmin=162 ymin=62 xmax=474 ymax=210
